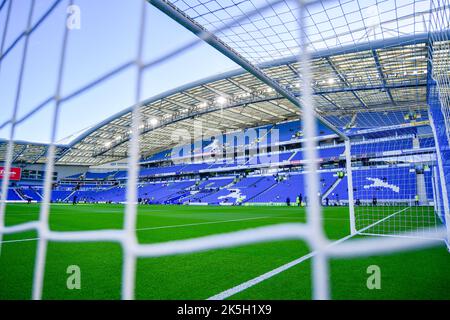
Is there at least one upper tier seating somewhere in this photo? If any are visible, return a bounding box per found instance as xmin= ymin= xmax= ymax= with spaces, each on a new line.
xmin=290 ymin=146 xmax=344 ymax=162
xmin=246 ymin=151 xmax=293 ymax=165
xmin=141 ymin=119 xmax=340 ymax=165
xmin=350 ymin=138 xmax=413 ymax=155
xmin=65 ymin=173 xmax=83 ymax=179
xmin=179 ymin=163 xmax=211 ymax=173
xmin=85 ymin=171 xmax=117 ymax=179
xmin=198 ymin=177 xmax=234 ymax=189
xmin=249 ymin=172 xmax=338 ymax=203
xmin=139 ymin=165 xmax=187 ymax=177
xmin=144 ymin=150 xmax=172 ymax=162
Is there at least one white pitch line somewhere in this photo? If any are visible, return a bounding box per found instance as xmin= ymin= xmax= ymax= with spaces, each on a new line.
xmin=207 ymin=231 xmax=355 ymax=300
xmin=0 ymin=214 xmax=298 ymax=244
xmin=0 ymin=237 xmax=39 ymax=244
xmin=135 ymin=216 xmax=279 ymax=231
xmin=208 ymin=207 xmax=410 ymax=300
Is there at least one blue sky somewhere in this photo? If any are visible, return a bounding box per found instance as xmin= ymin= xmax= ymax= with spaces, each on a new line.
xmin=0 ymin=0 xmax=239 ymax=143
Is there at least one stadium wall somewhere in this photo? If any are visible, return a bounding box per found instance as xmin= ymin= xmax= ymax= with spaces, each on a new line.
xmin=12 ymin=163 xmax=89 ymax=181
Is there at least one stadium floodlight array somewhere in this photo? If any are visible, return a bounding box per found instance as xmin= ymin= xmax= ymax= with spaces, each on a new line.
xmin=0 ymin=0 xmax=449 ymax=301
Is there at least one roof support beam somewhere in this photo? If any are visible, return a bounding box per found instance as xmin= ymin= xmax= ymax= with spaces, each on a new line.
xmin=320 ymin=94 xmax=342 ymax=111
xmin=147 ymin=0 xmax=346 ymax=139
xmin=183 ymin=92 xmax=210 ymax=104
xmin=348 ymin=113 xmax=357 ymax=128
xmin=372 ymin=49 xmax=396 ymax=105
xmin=183 ymin=117 xmax=229 ymax=131
xmin=92 ymin=78 xmax=426 ymax=158
xmin=105 ymin=123 xmax=129 ymax=130
xmin=287 ymin=64 xmax=300 ymax=78
xmin=324 ymin=102 xmax=428 ymax=116
xmin=92 ymin=94 xmax=280 ymax=157
xmin=267 ymin=100 xmax=299 ymax=114
xmin=227 ymin=108 xmax=263 ymax=122
xmin=165 ymin=97 xmax=195 ymax=110
xmin=54 ymin=147 xmax=75 ymax=163
xmin=202 ymin=84 xmax=231 ymax=99
xmin=325 ymin=57 xmax=368 ymax=109
xmin=67 ymin=29 xmax=450 ymax=153
xmin=315 ymin=81 xmax=425 ymax=95
xmin=227 ymin=78 xmax=253 ymax=93
xmin=31 ymin=147 xmax=49 ymax=164
xmin=426 ymin=40 xmax=435 ymax=100
xmin=12 ymin=144 xmax=28 ymax=163
xmin=221 ymin=108 xmax=262 ymax=123
xmin=245 ymin=103 xmax=284 ymax=119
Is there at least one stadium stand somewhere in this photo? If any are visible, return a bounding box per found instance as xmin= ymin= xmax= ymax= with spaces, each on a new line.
xmin=5 ymin=188 xmax=23 ymax=201
xmin=85 ymin=171 xmax=117 ymax=179
xmin=20 ymin=187 xmax=42 ymax=201
xmin=4 ymin=119 xmax=437 ymax=205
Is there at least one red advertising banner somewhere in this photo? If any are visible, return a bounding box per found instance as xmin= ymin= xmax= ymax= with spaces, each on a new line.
xmin=0 ymin=167 xmax=22 ymax=181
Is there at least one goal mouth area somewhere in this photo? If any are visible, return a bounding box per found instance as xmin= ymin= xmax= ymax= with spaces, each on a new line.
xmin=354 ymin=206 xmax=446 ymax=241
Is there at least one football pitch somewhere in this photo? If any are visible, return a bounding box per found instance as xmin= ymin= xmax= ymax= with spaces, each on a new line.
xmin=0 ymin=204 xmax=449 ymax=300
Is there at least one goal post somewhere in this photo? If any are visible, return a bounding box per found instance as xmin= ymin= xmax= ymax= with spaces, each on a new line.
xmin=343 ymin=0 xmax=450 ymax=245
xmin=428 ymin=104 xmax=450 ymax=248
xmin=428 ymin=0 xmax=450 ymax=248
xmin=346 ymin=129 xmax=444 ymax=240
xmin=345 ymin=139 xmax=356 ymax=235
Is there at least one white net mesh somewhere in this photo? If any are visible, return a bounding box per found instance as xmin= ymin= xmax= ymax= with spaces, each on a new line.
xmin=430 ymin=0 xmax=450 ymax=144
xmin=348 ymin=136 xmax=441 ymax=238
xmin=0 ymin=0 xmax=448 ymax=301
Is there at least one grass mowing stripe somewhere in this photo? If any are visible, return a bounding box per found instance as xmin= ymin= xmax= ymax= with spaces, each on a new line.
xmin=136 ymin=215 xmax=290 ymax=231
xmin=0 ymin=214 xmax=299 ymax=244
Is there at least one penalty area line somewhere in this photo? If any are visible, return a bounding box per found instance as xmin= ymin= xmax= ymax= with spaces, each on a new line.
xmin=207 ymin=230 xmax=355 ymax=300
xmin=208 ymin=207 xmax=410 ymax=300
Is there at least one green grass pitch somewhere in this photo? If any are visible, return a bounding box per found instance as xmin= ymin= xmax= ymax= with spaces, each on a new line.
xmin=0 ymin=203 xmax=449 ymax=300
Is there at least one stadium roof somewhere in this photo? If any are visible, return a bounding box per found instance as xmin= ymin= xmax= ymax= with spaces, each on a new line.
xmin=2 ymin=0 xmax=449 ymax=166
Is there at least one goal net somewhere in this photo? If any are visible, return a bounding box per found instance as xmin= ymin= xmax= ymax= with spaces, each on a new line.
xmin=347 ymin=133 xmax=442 ymax=238
xmin=428 ymin=0 xmax=450 ymax=245
xmin=342 ymin=0 xmax=450 ymax=242
xmin=0 ymin=0 xmax=449 ymax=301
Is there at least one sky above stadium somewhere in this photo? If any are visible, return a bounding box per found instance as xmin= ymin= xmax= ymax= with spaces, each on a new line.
xmin=0 ymin=0 xmax=239 ymax=144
